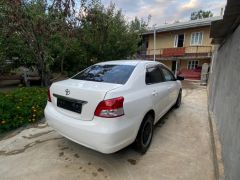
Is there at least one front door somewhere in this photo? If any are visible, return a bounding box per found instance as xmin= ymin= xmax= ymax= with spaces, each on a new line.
xmin=172 ymin=61 xmax=176 ymax=72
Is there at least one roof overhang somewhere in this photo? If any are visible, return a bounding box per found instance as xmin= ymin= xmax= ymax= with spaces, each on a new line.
xmin=143 ymin=16 xmax=222 ymax=35
xmin=210 ymin=0 xmax=240 ymax=44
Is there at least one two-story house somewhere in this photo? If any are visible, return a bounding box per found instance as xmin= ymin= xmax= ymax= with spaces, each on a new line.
xmin=140 ymin=16 xmax=222 ymax=79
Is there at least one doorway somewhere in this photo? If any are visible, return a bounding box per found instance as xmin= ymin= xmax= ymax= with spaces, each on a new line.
xmin=172 ymin=60 xmax=180 ymax=76
xmin=172 ymin=61 xmax=176 ymax=72
xmin=174 ymin=34 xmax=185 ymax=47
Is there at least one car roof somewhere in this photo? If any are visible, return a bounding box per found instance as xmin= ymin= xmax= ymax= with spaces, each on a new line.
xmin=96 ymin=60 xmax=164 ymax=66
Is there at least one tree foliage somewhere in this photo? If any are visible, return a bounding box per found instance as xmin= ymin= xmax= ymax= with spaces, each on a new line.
xmin=190 ymin=10 xmax=213 ymax=20
xmin=0 ymin=0 xmax=148 ymax=86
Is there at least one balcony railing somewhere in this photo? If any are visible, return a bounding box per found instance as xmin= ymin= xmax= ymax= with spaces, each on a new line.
xmin=138 ymin=46 xmax=212 ymax=60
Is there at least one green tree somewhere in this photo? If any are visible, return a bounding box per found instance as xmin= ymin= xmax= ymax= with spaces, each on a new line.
xmin=0 ymin=0 xmax=148 ymax=85
xmin=190 ymin=10 xmax=213 ymax=20
xmin=0 ymin=0 xmax=75 ymax=86
xmin=78 ymin=2 xmax=147 ymax=63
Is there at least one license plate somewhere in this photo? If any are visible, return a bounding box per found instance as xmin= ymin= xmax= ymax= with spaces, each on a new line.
xmin=57 ymin=98 xmax=82 ymax=113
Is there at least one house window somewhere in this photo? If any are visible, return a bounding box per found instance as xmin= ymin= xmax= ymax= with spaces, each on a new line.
xmin=191 ymin=32 xmax=203 ymax=45
xmin=188 ymin=60 xmax=199 ymax=70
xmin=174 ymin=34 xmax=184 ymax=47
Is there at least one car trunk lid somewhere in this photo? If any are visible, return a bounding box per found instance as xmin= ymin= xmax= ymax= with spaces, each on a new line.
xmin=50 ymin=79 xmax=123 ymax=121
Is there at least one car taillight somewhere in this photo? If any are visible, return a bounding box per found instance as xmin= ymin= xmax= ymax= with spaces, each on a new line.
xmin=48 ymin=88 xmax=52 ymax=102
xmin=94 ymin=97 xmax=124 ymax=118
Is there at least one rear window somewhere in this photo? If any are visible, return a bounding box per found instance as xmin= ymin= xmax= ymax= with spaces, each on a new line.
xmin=72 ymin=64 xmax=135 ymax=84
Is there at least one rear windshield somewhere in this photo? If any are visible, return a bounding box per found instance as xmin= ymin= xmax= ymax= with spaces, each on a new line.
xmin=72 ymin=64 xmax=135 ymax=84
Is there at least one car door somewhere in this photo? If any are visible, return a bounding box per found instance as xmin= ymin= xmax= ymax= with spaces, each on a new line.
xmin=160 ymin=66 xmax=179 ymax=107
xmin=145 ymin=65 xmax=169 ymax=121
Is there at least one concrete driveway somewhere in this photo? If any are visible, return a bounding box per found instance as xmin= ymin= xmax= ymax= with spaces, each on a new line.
xmin=0 ymin=81 xmax=215 ymax=180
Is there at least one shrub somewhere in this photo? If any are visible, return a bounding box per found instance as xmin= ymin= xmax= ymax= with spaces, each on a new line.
xmin=0 ymin=87 xmax=47 ymax=133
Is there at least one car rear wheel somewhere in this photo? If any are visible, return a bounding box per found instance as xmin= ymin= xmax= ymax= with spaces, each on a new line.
xmin=135 ymin=114 xmax=154 ymax=154
xmin=174 ymin=89 xmax=182 ymax=108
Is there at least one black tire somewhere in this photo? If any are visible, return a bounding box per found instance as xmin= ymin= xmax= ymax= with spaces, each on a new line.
xmin=135 ymin=114 xmax=154 ymax=154
xmin=174 ymin=89 xmax=182 ymax=108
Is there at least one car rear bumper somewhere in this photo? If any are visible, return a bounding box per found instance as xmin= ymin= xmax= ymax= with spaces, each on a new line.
xmin=44 ymin=102 xmax=138 ymax=154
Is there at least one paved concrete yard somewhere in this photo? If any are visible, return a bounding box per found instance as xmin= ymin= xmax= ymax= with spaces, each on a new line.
xmin=0 ymin=81 xmax=215 ymax=180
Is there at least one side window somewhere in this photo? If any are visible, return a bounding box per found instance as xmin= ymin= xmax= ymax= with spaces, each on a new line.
xmin=146 ymin=66 xmax=164 ymax=84
xmin=161 ymin=67 xmax=175 ymax=81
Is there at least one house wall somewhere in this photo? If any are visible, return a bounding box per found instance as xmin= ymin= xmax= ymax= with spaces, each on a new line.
xmin=159 ymin=60 xmax=172 ymax=69
xmin=160 ymin=59 xmax=210 ymax=72
xmin=160 ymin=59 xmax=210 ymax=74
xmin=180 ymin=59 xmax=210 ymax=70
xmin=147 ymin=26 xmax=213 ymax=55
xmin=208 ymin=24 xmax=240 ymax=180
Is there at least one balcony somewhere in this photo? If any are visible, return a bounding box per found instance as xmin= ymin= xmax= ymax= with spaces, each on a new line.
xmin=139 ymin=46 xmax=213 ymax=60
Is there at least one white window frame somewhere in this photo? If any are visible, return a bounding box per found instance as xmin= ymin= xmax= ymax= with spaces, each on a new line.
xmin=188 ymin=60 xmax=199 ymax=70
xmin=190 ymin=32 xmax=203 ymax=46
xmin=174 ymin=35 xmax=178 ymax=47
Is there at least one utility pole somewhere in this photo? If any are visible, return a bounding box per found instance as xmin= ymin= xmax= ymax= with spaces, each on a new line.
xmin=153 ymin=25 xmax=156 ymax=61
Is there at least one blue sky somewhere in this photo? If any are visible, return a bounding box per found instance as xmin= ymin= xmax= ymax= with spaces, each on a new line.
xmin=101 ymin=0 xmax=227 ymax=26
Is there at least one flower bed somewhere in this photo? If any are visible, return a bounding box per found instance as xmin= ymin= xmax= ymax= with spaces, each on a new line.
xmin=0 ymin=87 xmax=47 ymax=133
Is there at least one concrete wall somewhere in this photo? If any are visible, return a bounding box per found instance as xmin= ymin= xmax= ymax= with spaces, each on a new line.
xmin=208 ymin=24 xmax=240 ymax=180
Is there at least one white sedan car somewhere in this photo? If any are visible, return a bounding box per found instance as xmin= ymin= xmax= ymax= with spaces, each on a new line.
xmin=44 ymin=60 xmax=183 ymax=154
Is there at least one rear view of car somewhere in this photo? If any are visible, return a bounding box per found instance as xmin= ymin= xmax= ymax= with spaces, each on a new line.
xmin=44 ymin=60 xmax=182 ymax=154
xmin=44 ymin=62 xmax=138 ymax=153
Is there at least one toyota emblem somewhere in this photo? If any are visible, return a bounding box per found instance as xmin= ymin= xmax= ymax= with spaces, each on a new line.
xmin=65 ymin=89 xmax=70 ymax=95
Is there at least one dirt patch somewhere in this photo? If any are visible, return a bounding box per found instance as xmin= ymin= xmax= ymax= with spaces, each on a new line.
xmin=127 ymin=159 xmax=137 ymax=165
xmin=60 ymin=147 xmax=69 ymax=150
xmin=97 ymin=168 xmax=104 ymax=172
xmin=74 ymin=153 xmax=79 ymax=158
xmin=59 ymin=152 xmax=64 ymax=157
xmin=92 ymin=172 xmax=98 ymax=177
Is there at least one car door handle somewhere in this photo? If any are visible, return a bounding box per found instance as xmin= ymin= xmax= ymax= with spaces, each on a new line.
xmin=152 ymin=91 xmax=158 ymax=96
xmin=167 ymin=86 xmax=174 ymax=90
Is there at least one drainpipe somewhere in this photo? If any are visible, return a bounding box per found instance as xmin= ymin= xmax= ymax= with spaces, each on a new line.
xmin=153 ymin=27 xmax=156 ymax=61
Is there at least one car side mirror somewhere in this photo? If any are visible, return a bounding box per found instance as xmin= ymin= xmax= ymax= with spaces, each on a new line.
xmin=176 ymin=76 xmax=184 ymax=81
